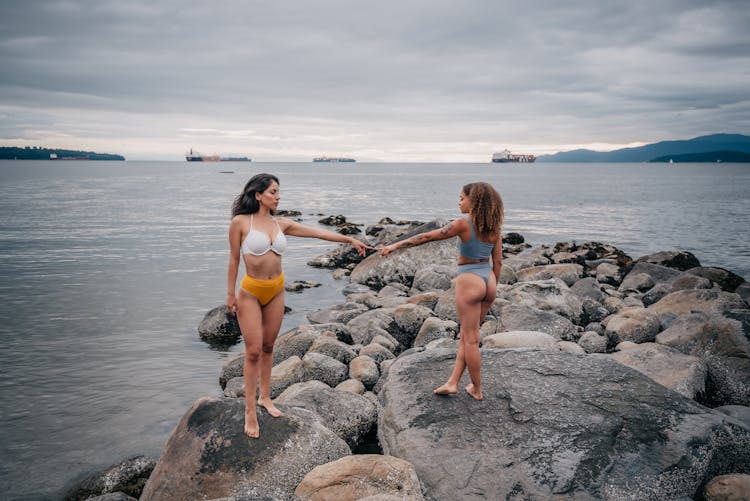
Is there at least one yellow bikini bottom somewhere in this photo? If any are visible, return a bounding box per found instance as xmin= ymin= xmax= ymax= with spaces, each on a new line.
xmin=240 ymin=273 xmax=285 ymax=306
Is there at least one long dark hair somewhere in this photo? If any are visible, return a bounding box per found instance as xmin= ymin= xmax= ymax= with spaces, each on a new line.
xmin=463 ymin=182 xmax=504 ymax=235
xmin=231 ymin=173 xmax=280 ymax=217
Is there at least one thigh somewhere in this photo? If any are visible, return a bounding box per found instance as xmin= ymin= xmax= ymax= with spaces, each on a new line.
xmin=261 ymin=290 xmax=285 ymax=347
xmin=237 ymin=290 xmax=263 ymax=351
xmin=454 ymin=274 xmax=486 ymax=337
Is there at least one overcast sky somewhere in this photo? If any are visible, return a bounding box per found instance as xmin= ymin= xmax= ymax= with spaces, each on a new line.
xmin=1 ymin=0 xmax=748 ymax=161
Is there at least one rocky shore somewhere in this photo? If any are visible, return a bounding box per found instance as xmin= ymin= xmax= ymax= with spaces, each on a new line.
xmin=69 ymin=218 xmax=750 ymax=500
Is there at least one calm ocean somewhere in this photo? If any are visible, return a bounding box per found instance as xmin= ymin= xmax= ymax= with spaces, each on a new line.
xmin=1 ymin=160 xmax=749 ymax=499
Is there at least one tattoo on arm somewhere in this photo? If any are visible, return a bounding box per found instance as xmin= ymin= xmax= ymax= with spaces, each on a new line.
xmin=439 ymin=222 xmax=454 ymax=237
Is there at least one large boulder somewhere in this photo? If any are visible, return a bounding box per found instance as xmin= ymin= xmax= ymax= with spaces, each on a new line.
xmin=347 ymin=308 xmax=400 ymax=347
xmin=648 ymin=290 xmax=747 ymax=326
xmin=410 ymin=264 xmax=456 ymax=293
xmin=307 ymin=302 xmax=369 ymax=325
xmin=656 ymin=312 xmax=750 ymax=406
xmin=570 ymin=277 xmax=607 ymax=303
xmin=300 ymin=352 xmax=349 ymax=388
xmin=494 ymin=279 xmax=583 ymax=324
xmin=493 ymin=303 xmax=579 ymax=341
xmin=392 ymin=304 xmax=435 ymax=348
xmin=483 ymin=331 xmax=558 ymax=350
xmin=503 ymin=252 xmax=551 ymax=272
xmin=413 ymin=317 xmax=458 ymax=348
xmin=64 ymin=455 xmax=155 ymax=501
xmin=198 ymin=305 xmax=242 ymax=345
xmin=140 ymin=397 xmax=350 ymax=501
xmin=515 ymin=263 xmax=584 ymax=287
xmin=609 ymin=343 xmax=707 ymax=399
xmin=704 ymin=473 xmax=750 ymax=501
xmin=605 ymin=307 xmax=662 ymax=345
xmin=378 ymin=349 xmax=750 ymax=500
xmin=620 ymin=262 xmax=683 ymax=291
xmin=294 ymin=455 xmax=424 ymax=501
xmin=636 ymin=250 xmax=701 ymax=271
xmin=350 ymin=220 xmax=457 ymax=289
xmin=687 ymin=266 xmax=745 ymax=292
xmin=307 ymin=240 xmax=370 ymax=269
xmin=307 ymin=334 xmax=358 ymax=365
xmin=274 ymin=380 xmax=377 ymax=449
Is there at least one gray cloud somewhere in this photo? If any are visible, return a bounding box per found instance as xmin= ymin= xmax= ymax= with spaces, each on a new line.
xmin=1 ymin=0 xmax=748 ymax=160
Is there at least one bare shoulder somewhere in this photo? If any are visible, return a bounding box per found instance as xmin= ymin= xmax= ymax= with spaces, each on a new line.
xmin=275 ymin=216 xmax=297 ymax=232
xmin=230 ymin=214 xmax=249 ymax=228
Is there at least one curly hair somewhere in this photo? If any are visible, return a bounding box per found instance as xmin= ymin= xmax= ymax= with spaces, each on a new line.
xmin=231 ymin=173 xmax=279 ymax=217
xmin=463 ymin=182 xmax=504 ymax=236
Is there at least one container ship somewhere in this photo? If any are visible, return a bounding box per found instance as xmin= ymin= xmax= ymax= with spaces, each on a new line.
xmin=186 ymin=149 xmax=251 ymax=162
xmin=313 ymin=156 xmax=356 ymax=163
xmin=492 ymin=149 xmax=536 ymax=163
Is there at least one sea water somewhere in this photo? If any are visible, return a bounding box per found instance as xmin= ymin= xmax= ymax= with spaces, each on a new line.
xmin=1 ymin=160 xmax=748 ymax=499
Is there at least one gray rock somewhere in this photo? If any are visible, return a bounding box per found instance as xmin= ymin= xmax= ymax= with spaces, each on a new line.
xmin=85 ymin=494 xmax=137 ymax=501
xmin=581 ymin=297 xmax=609 ymax=324
xmin=609 ymin=343 xmax=707 ymax=399
xmin=220 ymin=353 xmax=245 ymax=390
xmin=307 ymin=239 xmax=370 ymax=269
xmin=410 ymin=264 xmax=456 ymax=292
xmin=605 ymin=307 xmax=661 ymax=344
xmin=619 ymin=272 xmax=655 ymax=293
xmin=350 ymin=220 xmax=456 ymax=289
xmin=570 ymin=277 xmax=606 ymax=303
xmin=515 ymin=263 xmax=584 ymax=287
xmin=274 ymin=380 xmax=377 ymax=449
xmin=64 ymin=455 xmax=155 ymax=501
xmin=578 ymin=331 xmax=608 ymax=353
xmin=656 ymin=312 xmax=750 ymax=406
xmin=307 ymin=334 xmax=357 ymax=365
xmin=198 ymin=305 xmax=242 ymax=345
xmin=378 ymin=283 xmax=409 ymax=297
xmin=637 ymin=250 xmax=701 ymax=271
xmin=503 ymin=252 xmax=551 ymax=272
xmin=687 ymin=267 xmax=745 ymax=292
xmin=704 ymin=473 xmax=750 ymax=501
xmin=392 ymin=304 xmax=435 ymax=347
xmin=413 ymin=317 xmax=458 ymax=348
xmin=643 ymin=283 xmax=672 ymax=306
xmin=432 ymin=287 xmax=459 ymax=323
xmin=483 ymin=330 xmax=558 ymax=350
xmin=495 ymin=279 xmax=583 ymax=324
xmin=349 ymin=356 xmax=380 ymax=390
xmin=342 ymin=283 xmax=374 ymax=296
xmin=272 ymin=325 xmax=320 ymax=365
xmin=648 ymin=289 xmax=747 ymax=326
xmin=224 ymin=376 xmax=246 ymax=398
xmin=714 ymin=405 xmax=750 ymax=427
xmin=359 ymin=343 xmax=396 ymax=364
xmin=307 ymin=302 xmax=369 ymax=325
xmin=596 ymin=262 xmax=622 ymax=286
xmin=335 ymin=378 xmax=366 ymax=395
xmin=550 ymin=251 xmax=581 ymax=264
xmin=495 ymin=304 xmax=579 ymax=341
xmin=139 ymin=398 xmax=350 ymax=501
xmin=301 ymin=352 xmax=349 ymax=388
xmin=623 ymin=261 xmax=684 ymax=289
xmin=270 ymin=356 xmax=306 ymax=398
xmin=347 ymin=308 xmax=399 ymax=347
xmin=735 ymin=282 xmax=750 ymax=306
xmin=294 ymin=455 xmax=424 ymax=501
xmin=670 ymin=273 xmax=713 ymax=292
xmin=557 ymin=341 xmax=586 ymax=354
xmin=370 ymin=334 xmax=398 ymax=353
xmin=378 ymin=349 xmax=750 ymax=500
xmin=406 ymin=291 xmax=440 ymax=311
xmin=584 ymin=322 xmax=604 ymax=335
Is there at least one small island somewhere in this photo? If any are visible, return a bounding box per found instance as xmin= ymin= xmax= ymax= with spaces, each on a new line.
xmin=0 ymin=146 xmax=125 ymax=161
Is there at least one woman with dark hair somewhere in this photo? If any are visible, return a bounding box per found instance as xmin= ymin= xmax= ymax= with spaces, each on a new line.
xmin=227 ymin=173 xmax=370 ymax=438
xmin=379 ymin=182 xmax=503 ymax=401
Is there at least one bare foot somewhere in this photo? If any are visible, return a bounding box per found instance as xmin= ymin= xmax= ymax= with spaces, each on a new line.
xmin=465 ymin=383 xmax=483 ymax=401
xmin=434 ymin=383 xmax=458 ymax=395
xmin=244 ymin=409 xmax=259 ymax=438
xmin=258 ymin=397 xmax=283 ymax=417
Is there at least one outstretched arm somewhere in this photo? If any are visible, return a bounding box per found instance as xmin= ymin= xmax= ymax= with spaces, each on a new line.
xmin=280 ymin=218 xmax=370 ymax=256
xmin=379 ymin=219 xmax=465 ymax=256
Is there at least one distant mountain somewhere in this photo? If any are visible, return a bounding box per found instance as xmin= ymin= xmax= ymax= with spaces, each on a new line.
xmin=0 ymin=146 xmax=125 ymax=160
xmin=650 ymin=151 xmax=750 ymax=163
xmin=536 ymin=133 xmax=750 ymax=162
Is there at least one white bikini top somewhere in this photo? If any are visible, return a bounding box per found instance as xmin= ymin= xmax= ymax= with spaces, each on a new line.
xmin=240 ymin=214 xmax=287 ymax=256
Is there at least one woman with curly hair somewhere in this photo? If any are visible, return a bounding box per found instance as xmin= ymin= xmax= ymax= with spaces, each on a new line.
xmin=228 ymin=173 xmax=370 ymax=438
xmin=379 ymin=182 xmax=504 ymax=400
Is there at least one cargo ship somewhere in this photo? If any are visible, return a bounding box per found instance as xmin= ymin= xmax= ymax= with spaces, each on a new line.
xmin=492 ymin=149 xmax=536 ymax=163
xmin=313 ymin=156 xmax=356 ymax=163
xmin=186 ymin=149 xmax=251 ymax=162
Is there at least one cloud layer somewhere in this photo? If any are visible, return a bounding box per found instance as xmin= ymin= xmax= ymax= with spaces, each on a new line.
xmin=1 ymin=0 xmax=749 ymax=160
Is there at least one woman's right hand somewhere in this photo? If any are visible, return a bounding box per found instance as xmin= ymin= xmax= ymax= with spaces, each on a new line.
xmin=226 ymin=293 xmax=237 ymax=316
xmin=378 ymin=244 xmax=398 ymax=257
